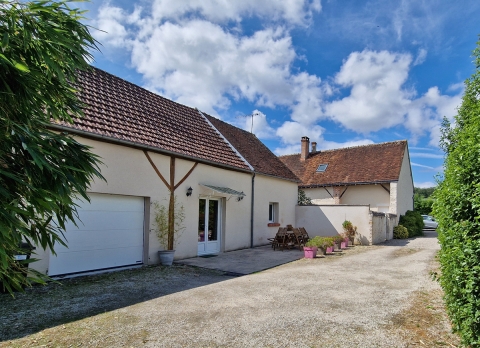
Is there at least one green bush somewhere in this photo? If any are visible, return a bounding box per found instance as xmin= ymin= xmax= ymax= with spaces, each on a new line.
xmin=432 ymin=38 xmax=480 ymax=346
xmin=305 ymin=236 xmax=333 ymax=249
xmin=399 ymin=210 xmax=424 ymax=237
xmin=393 ymin=225 xmax=408 ymax=239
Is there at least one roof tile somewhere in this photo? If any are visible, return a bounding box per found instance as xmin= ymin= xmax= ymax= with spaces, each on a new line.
xmin=58 ymin=67 xmax=250 ymax=171
xmin=279 ymin=141 xmax=407 ymax=187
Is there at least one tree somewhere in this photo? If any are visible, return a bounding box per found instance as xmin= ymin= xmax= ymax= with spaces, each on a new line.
xmin=432 ymin=37 xmax=480 ymax=346
xmin=413 ymin=193 xmax=434 ymax=215
xmin=298 ymin=189 xmax=312 ymax=205
xmin=0 ymin=1 xmax=103 ymax=294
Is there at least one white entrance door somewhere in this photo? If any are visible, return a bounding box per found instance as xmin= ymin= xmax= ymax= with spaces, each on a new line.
xmin=197 ymin=198 xmax=221 ymax=255
xmin=48 ymin=193 xmax=145 ymax=276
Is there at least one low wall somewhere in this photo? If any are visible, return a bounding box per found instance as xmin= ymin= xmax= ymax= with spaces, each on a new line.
xmin=296 ymin=205 xmax=398 ymax=245
xmin=295 ymin=205 xmax=372 ymax=245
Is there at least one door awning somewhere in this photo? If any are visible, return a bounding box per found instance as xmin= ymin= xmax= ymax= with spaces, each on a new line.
xmin=200 ymin=184 xmax=246 ymax=201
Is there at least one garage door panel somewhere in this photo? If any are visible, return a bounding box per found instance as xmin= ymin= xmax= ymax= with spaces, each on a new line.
xmin=64 ymin=210 xmax=144 ymax=233
xmin=49 ymin=245 xmax=143 ymax=275
xmin=55 ymin=227 xmax=144 ymax=253
xmin=78 ymin=194 xmax=144 ymax=212
xmin=49 ymin=193 xmax=145 ymax=276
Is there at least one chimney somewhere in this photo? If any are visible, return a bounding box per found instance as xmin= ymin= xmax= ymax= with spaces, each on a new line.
xmin=311 ymin=142 xmax=317 ymax=153
xmin=300 ymin=136 xmax=310 ymax=161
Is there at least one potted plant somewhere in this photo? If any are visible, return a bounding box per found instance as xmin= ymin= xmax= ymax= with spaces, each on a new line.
xmin=303 ymin=238 xmax=319 ymax=258
xmin=333 ymin=235 xmax=344 ymax=250
xmin=342 ymin=220 xmax=357 ymax=246
xmin=152 ymin=197 xmax=185 ymax=266
xmin=324 ymin=237 xmax=335 ymax=254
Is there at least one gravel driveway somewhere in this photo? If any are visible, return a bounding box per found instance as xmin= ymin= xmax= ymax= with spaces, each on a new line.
xmin=1 ymin=231 xmax=453 ymax=347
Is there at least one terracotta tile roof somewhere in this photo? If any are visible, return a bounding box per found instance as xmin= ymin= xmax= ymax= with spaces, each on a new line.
xmin=205 ymin=115 xmax=299 ymax=181
xmin=56 ymin=67 xmax=251 ymax=171
xmin=279 ymin=141 xmax=407 ymax=187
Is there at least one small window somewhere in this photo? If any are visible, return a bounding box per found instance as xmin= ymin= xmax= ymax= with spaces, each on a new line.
xmin=269 ymin=203 xmax=278 ymax=222
xmin=316 ymin=164 xmax=328 ymax=172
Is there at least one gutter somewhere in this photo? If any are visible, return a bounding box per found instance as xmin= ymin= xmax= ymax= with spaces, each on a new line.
xmin=49 ymin=124 xmax=253 ymax=175
xmin=250 ymin=172 xmax=255 ymax=248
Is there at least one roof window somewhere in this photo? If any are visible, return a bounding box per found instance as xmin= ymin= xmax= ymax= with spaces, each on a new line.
xmin=316 ymin=164 xmax=328 ymax=172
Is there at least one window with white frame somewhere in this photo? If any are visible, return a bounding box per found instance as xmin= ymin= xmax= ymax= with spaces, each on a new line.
xmin=268 ymin=202 xmax=279 ymax=222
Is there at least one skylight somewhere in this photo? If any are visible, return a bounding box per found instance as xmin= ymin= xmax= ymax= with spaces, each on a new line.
xmin=316 ymin=164 xmax=328 ymax=172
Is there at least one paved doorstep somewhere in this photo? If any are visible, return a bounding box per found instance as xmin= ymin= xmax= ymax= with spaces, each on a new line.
xmin=176 ymin=245 xmax=305 ymax=275
xmin=1 ymin=232 xmax=442 ymax=348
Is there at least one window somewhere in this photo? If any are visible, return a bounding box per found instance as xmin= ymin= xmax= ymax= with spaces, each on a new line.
xmin=316 ymin=164 xmax=328 ymax=172
xmin=269 ymin=203 xmax=278 ymax=222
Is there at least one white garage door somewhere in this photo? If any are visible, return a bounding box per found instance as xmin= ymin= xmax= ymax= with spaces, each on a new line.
xmin=49 ymin=193 xmax=145 ymax=276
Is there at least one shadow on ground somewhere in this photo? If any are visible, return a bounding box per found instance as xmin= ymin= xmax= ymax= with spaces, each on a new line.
xmin=0 ymin=264 xmax=234 ymax=342
xmin=381 ymin=230 xmax=438 ymax=247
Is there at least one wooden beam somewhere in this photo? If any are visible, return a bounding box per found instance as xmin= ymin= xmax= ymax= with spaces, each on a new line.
xmin=323 ymin=187 xmax=334 ymax=198
xmin=380 ymin=184 xmax=390 ymax=194
xmin=143 ymin=151 xmax=171 ymax=190
xmin=339 ymin=186 xmax=348 ymax=198
xmin=168 ymin=157 xmax=175 ymax=250
xmin=174 ymin=162 xmax=198 ymax=190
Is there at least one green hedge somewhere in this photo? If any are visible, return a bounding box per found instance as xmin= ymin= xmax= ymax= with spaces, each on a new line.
xmin=398 ymin=210 xmax=424 ymax=237
xmin=432 ymin=38 xmax=480 ymax=346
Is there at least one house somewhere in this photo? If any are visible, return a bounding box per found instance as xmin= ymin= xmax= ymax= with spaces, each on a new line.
xmin=279 ymin=137 xmax=414 ymax=244
xmin=279 ymin=137 xmax=414 ymax=216
xmin=31 ymin=67 xmax=299 ymax=277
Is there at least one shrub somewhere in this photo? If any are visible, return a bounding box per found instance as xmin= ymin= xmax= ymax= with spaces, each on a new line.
xmin=432 ymin=38 xmax=480 ymax=346
xmin=393 ymin=225 xmax=408 ymax=239
xmin=398 ymin=210 xmax=424 ymax=237
xmin=305 ymin=236 xmax=333 ymax=249
xmin=342 ymin=220 xmax=357 ymax=242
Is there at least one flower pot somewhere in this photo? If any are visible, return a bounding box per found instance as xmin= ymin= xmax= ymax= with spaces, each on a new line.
xmin=326 ymin=246 xmax=334 ymax=254
xmin=340 ymin=241 xmax=346 ymax=249
xmin=303 ymin=246 xmax=317 ymax=259
xmin=158 ymin=250 xmax=175 ymax=266
xmin=317 ymin=247 xmax=326 ymax=256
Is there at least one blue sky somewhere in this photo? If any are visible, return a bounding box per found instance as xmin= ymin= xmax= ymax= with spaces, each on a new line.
xmin=79 ymin=0 xmax=480 ymax=187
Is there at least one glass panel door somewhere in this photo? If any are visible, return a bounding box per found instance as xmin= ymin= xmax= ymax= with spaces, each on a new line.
xmin=198 ymin=198 xmax=221 ymax=255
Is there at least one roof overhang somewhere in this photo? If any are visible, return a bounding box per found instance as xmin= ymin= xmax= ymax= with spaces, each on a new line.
xmin=200 ymin=184 xmax=246 ymax=201
xmin=300 ymin=180 xmax=398 ymax=189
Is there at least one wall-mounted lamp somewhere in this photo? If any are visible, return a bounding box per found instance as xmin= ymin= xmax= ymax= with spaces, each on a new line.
xmin=237 ymin=191 xmax=244 ymax=202
xmin=186 ymin=186 xmax=193 ymax=197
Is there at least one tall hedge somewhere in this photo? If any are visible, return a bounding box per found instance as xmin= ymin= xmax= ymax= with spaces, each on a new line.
xmin=433 ymin=37 xmax=480 ymax=346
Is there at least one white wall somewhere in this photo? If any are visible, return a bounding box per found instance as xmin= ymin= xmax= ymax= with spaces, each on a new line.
xmin=304 ymin=187 xmax=335 ymax=204
xmin=396 ymin=148 xmax=414 ymax=216
xmin=32 ymin=136 xmax=259 ymax=274
xmin=295 ymin=205 xmax=372 ymax=244
xmin=341 ymin=184 xmax=390 ymax=210
xmin=253 ymin=175 xmax=298 ymax=246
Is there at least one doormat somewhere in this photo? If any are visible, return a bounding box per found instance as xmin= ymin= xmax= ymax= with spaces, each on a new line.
xmin=199 ymin=254 xmax=218 ymax=258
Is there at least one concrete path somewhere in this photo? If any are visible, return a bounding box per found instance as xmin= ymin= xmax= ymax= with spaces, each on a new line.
xmin=176 ymin=245 xmax=304 ymax=275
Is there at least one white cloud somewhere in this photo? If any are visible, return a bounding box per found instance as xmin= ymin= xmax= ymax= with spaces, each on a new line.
xmin=411 ymin=162 xmax=436 ymax=170
xmin=150 ymin=0 xmax=321 ymax=26
xmin=319 ymin=139 xmax=374 ymax=151
xmin=326 ymin=50 xmax=412 ymax=133
xmin=325 ymin=50 xmax=461 ymax=146
xmin=413 ymin=48 xmax=427 ymax=66
xmin=414 ymin=181 xmax=437 ymax=188
xmin=410 ymin=153 xmax=444 ymax=159
xmin=273 ymin=120 xmax=373 ymax=155
xmin=275 ymin=121 xmax=325 ymax=145
xmin=92 ymin=2 xmax=326 ymax=119
xmin=241 ymin=110 xmax=276 ymax=139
